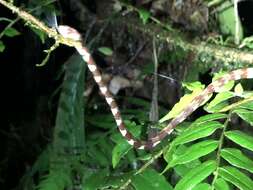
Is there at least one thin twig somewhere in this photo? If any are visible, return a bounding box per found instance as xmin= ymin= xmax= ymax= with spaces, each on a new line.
xmin=149 ymin=37 xmax=159 ymax=122
xmin=135 ymin=148 xmax=164 ymax=175
xmin=125 ymin=42 xmax=146 ymax=66
xmin=0 ymin=16 xmax=20 ymax=39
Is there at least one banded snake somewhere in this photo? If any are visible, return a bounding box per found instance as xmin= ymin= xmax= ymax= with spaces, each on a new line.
xmin=58 ymin=25 xmax=253 ymax=150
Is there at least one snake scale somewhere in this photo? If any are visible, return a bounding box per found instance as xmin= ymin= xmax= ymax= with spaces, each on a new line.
xmin=57 ymin=25 xmax=253 ymax=150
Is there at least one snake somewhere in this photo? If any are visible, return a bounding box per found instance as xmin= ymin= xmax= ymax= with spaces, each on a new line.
xmin=57 ymin=25 xmax=253 ymax=150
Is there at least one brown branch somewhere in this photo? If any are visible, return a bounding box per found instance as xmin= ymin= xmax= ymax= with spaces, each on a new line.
xmin=122 ymin=18 xmax=253 ymax=69
xmin=1 ymin=0 xmax=253 ymax=69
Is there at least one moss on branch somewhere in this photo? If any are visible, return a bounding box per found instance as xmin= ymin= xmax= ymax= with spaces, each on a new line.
xmin=0 ymin=0 xmax=83 ymax=50
xmin=123 ymin=18 xmax=253 ymax=70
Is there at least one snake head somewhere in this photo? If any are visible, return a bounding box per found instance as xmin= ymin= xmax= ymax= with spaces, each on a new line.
xmin=57 ymin=25 xmax=82 ymax=41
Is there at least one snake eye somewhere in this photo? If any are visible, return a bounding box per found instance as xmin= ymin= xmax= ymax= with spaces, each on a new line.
xmin=57 ymin=25 xmax=82 ymax=41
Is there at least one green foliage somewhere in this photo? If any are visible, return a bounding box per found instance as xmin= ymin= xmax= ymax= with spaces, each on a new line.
xmin=17 ymin=66 xmax=253 ymax=189
xmin=31 ymin=28 xmax=47 ymax=44
xmin=166 ymin=140 xmax=219 ymax=169
xmin=240 ymin=36 xmax=253 ymax=49
xmin=131 ymin=169 xmax=173 ymax=190
xmin=214 ymin=178 xmax=230 ymax=190
xmin=39 ymin=54 xmax=85 ymax=189
xmin=80 ymin=71 xmax=252 ymax=189
xmin=225 ymin=130 xmax=253 ymax=151
xmin=14 ymin=8 xmax=253 ymax=189
xmin=218 ymin=166 xmax=253 ymax=190
xmin=174 ymin=160 xmax=216 ymax=190
xmin=160 ymin=81 xmax=206 ymax=123
xmin=172 ymin=120 xmax=223 ymax=146
xmin=137 ymin=8 xmax=151 ymax=25
xmin=0 ymin=17 xmax=21 ymax=52
xmin=20 ymin=54 xmax=86 ymax=190
xmin=53 ymin=54 xmax=85 ymax=156
xmin=220 ymin=148 xmax=253 ymax=173
xmin=17 ymin=45 xmax=253 ymax=190
xmin=159 ymin=77 xmax=253 ymax=189
xmin=3 ymin=27 xmax=20 ymax=37
xmin=233 ymin=109 xmax=253 ymax=125
xmin=0 ymin=40 xmax=5 ymax=52
xmin=217 ymin=1 xmax=243 ymax=39
xmin=111 ymin=121 xmax=141 ymax=168
xmin=98 ymin=46 xmax=113 ymax=56
xmin=37 ymin=166 xmax=72 ymax=190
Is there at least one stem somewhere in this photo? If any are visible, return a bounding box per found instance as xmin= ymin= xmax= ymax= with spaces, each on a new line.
xmin=120 ymin=146 xmax=166 ymax=189
xmin=0 ymin=16 xmax=20 ymax=39
xmin=135 ymin=147 xmax=165 ymax=175
xmin=211 ymin=111 xmax=232 ymax=189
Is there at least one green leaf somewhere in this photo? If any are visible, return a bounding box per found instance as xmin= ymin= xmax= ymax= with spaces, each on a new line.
xmin=53 ymin=54 xmax=85 ymax=155
xmin=112 ymin=140 xmax=132 ymax=168
xmin=214 ymin=178 xmax=230 ymax=190
xmin=218 ymin=1 xmax=243 ymax=39
xmin=205 ymin=91 xmax=234 ymax=112
xmin=233 ymin=108 xmax=253 ymax=125
xmin=194 ymin=113 xmax=227 ymax=124
xmin=204 ymin=101 xmax=229 ymax=113
xmin=173 ymin=121 xmax=223 ymax=145
xmin=225 ymin=130 xmax=253 ymax=151
xmin=192 ymin=183 xmax=211 ymax=190
xmin=111 ymin=121 xmax=141 ymax=168
xmin=137 ymin=8 xmax=151 ymax=24
xmin=131 ymin=169 xmax=173 ymax=190
xmin=87 ymin=114 xmax=115 ymax=129
xmin=234 ymin=83 xmax=244 ymax=96
xmin=240 ymin=36 xmax=253 ymax=49
xmin=160 ymin=89 xmax=205 ymax=123
xmin=174 ymin=160 xmax=216 ymax=190
xmin=239 ymin=101 xmax=253 ymax=110
xmin=37 ymin=165 xmax=72 ymax=190
xmin=0 ymin=40 xmax=5 ymax=52
xmin=174 ymin=159 xmax=202 ymax=177
xmin=83 ymin=169 xmax=109 ymax=190
xmin=125 ymin=96 xmax=151 ymax=108
xmin=163 ymin=145 xmax=201 ymax=173
xmin=31 ymin=27 xmax=46 ymax=43
xmin=182 ymin=81 xmax=205 ymax=91
xmin=4 ymin=27 xmax=20 ymax=37
xmin=97 ymin=47 xmax=113 ymax=56
xmin=97 ymin=138 xmax=114 ymax=159
xmin=220 ymin=148 xmax=253 ymax=173
xmin=83 ymin=169 xmax=132 ymax=190
xmin=166 ymin=140 xmax=218 ymax=168
xmin=159 ymin=81 xmax=209 ymax=123
xmin=87 ymin=145 xmax=110 ymax=167
xmin=104 ymin=173 xmax=132 ymax=189
xmin=218 ymin=166 xmax=253 ymax=190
